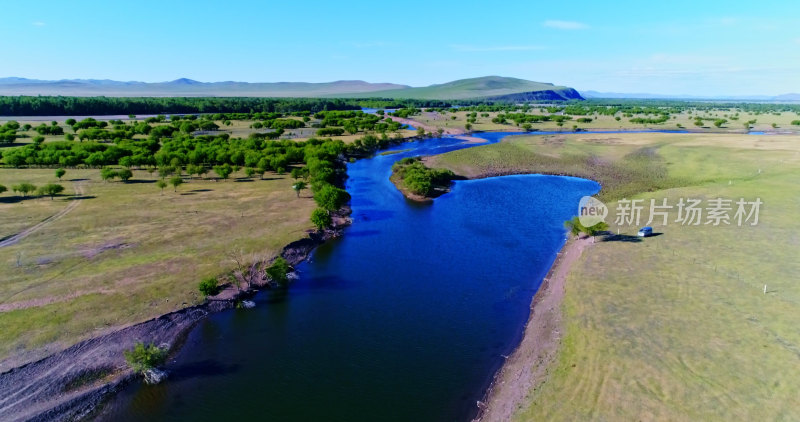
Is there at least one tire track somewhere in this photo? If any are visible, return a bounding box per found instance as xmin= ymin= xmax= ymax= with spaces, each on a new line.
xmin=0 ymin=182 xmax=85 ymax=248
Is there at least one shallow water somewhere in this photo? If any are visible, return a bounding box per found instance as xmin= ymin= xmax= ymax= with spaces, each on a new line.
xmin=99 ymin=132 xmax=600 ymax=421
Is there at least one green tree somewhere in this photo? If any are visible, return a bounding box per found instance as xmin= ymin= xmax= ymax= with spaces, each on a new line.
xmin=198 ymin=277 xmax=219 ymax=296
xmin=123 ymin=342 xmax=166 ymax=375
xmin=213 ymin=163 xmax=233 ymax=180
xmin=55 ymin=168 xmax=66 ymax=181
xmin=266 ymin=257 xmax=291 ymax=287
xmin=310 ymin=208 xmax=332 ymax=230
xmin=416 ymin=127 xmax=425 ymax=137
xmin=170 ymin=176 xmax=184 ymax=192
xmin=313 ymin=184 xmax=350 ymax=211
xmin=0 ymin=184 xmax=7 ymax=195
xmin=464 ymin=122 xmax=472 ymax=131
xmin=37 ymin=183 xmax=65 ymax=200
xmin=12 ymin=183 xmax=36 ymax=197
xmin=156 ymin=179 xmax=167 ymax=195
xmin=118 ymin=168 xmax=133 ymax=182
xmin=292 ymin=181 xmax=307 ymax=198
xmin=244 ymin=167 xmax=256 ymax=179
xmin=100 ymin=167 xmax=118 ymax=182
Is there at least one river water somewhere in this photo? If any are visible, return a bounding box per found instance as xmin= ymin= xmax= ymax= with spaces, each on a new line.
xmin=99 ymin=132 xmax=600 ymax=421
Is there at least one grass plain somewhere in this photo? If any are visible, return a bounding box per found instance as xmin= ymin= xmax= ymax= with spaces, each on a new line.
xmin=429 ymin=132 xmax=800 ymax=420
xmin=414 ymin=109 xmax=800 ymax=134
xmin=0 ymin=167 xmax=316 ymax=367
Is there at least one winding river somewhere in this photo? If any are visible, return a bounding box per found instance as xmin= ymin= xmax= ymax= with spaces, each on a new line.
xmin=99 ymin=132 xmax=600 ymax=421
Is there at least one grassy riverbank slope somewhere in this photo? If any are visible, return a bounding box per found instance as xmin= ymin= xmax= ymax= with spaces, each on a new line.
xmin=0 ymin=168 xmax=316 ymax=368
xmin=428 ymin=132 xmax=800 ymax=420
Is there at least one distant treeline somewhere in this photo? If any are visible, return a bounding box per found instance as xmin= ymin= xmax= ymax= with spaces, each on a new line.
xmin=0 ymin=96 xmax=482 ymax=116
xmin=0 ymin=97 xmax=366 ymax=116
xmin=0 ymin=95 xmax=529 ymax=116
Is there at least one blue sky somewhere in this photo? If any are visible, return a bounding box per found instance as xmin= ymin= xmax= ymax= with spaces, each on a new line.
xmin=1 ymin=0 xmax=798 ymax=95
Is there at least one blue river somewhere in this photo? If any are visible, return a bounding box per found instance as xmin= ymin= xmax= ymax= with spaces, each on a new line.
xmin=99 ymin=132 xmax=600 ymax=421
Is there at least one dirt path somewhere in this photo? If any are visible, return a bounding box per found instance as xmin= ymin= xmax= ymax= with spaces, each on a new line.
xmin=476 ymin=236 xmax=592 ymax=422
xmin=0 ymin=182 xmax=85 ymax=248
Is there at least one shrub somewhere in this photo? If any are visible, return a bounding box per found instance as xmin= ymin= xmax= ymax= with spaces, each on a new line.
xmin=310 ymin=208 xmax=332 ymax=230
xmin=198 ymin=277 xmax=219 ymax=296
xmin=123 ymin=342 xmax=167 ymax=374
xmin=266 ymin=257 xmax=291 ymax=287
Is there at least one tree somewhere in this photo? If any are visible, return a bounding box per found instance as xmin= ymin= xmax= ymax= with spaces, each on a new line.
xmin=156 ymin=179 xmax=167 ymax=194
xmin=244 ymin=167 xmax=256 ymax=179
xmin=266 ymin=257 xmax=291 ymax=287
xmin=292 ymin=181 xmax=307 ymax=198
xmin=100 ymin=167 xmax=118 ymax=182
xmin=464 ymin=122 xmax=472 ymax=131
xmin=170 ymin=176 xmax=183 ymax=192
xmin=118 ymin=168 xmax=133 ymax=182
xmin=123 ymin=342 xmax=166 ymax=375
xmin=37 ymin=183 xmax=65 ymax=200
xmin=416 ymin=127 xmax=425 ymax=137
xmin=198 ymin=277 xmax=219 ymax=296
xmin=290 ymin=167 xmax=303 ymax=180
xmin=12 ymin=183 xmax=36 ymax=197
xmin=55 ymin=168 xmax=66 ymax=180
xmin=313 ymin=184 xmax=350 ymax=211
xmin=213 ymin=163 xmax=232 ymax=180
xmin=310 ymin=208 xmax=332 ymax=230
xmin=0 ymin=184 xmax=6 ymax=195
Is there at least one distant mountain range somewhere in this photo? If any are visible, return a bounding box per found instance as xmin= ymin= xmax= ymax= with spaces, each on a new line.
xmin=582 ymin=90 xmax=800 ymax=102
xmin=0 ymin=76 xmax=583 ymax=101
xmin=0 ymin=77 xmax=409 ymax=98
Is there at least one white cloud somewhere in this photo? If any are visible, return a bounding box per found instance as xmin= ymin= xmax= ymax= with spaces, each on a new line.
xmin=32 ymin=21 xmax=46 ymax=27
xmin=543 ymin=20 xmax=587 ymax=30
xmin=451 ymin=44 xmax=546 ymax=52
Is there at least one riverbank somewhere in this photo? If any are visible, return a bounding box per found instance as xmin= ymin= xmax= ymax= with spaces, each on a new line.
xmin=475 ymin=236 xmax=591 ymax=421
xmin=0 ymin=208 xmax=351 ymax=422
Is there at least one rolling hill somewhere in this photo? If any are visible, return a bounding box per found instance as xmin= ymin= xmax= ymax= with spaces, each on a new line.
xmin=343 ymin=76 xmax=583 ymax=101
xmin=0 ymin=76 xmax=583 ymax=101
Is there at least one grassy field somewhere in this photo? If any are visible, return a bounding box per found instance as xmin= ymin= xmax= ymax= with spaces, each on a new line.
xmin=430 ymin=132 xmax=800 ymax=420
xmin=0 ymin=167 xmax=316 ymax=366
xmin=412 ymin=109 xmax=800 ymax=134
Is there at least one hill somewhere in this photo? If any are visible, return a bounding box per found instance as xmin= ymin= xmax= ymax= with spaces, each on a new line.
xmin=0 ymin=76 xmax=582 ymax=101
xmin=347 ymin=76 xmax=583 ymax=101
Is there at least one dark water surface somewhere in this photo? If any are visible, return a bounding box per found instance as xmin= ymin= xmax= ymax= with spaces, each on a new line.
xmin=99 ymin=132 xmax=600 ymax=421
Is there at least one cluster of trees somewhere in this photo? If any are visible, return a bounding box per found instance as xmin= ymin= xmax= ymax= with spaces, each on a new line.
xmin=391 ymin=157 xmax=456 ymax=196
xmin=0 ymin=120 xmax=19 ymax=144
xmin=34 ymin=122 xmax=64 ymax=135
xmin=0 ymin=97 xmax=363 ymax=116
xmin=0 ymin=182 xmax=65 ymax=199
xmin=314 ymin=110 xmax=404 ymax=134
xmin=630 ymin=114 xmax=670 ymax=124
xmin=389 ymin=108 xmax=421 ymax=119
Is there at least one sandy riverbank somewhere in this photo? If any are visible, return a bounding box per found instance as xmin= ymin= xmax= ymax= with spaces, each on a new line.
xmin=475 ymin=236 xmax=592 ymax=422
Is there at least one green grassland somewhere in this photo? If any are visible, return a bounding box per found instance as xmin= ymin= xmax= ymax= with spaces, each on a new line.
xmin=411 ymin=109 xmax=800 ymax=134
xmin=0 ymin=167 xmax=316 ymax=366
xmin=429 ymin=132 xmax=800 ymax=420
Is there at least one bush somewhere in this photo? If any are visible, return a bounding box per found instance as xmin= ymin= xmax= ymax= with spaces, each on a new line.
xmin=198 ymin=277 xmax=219 ymax=296
xmin=266 ymin=257 xmax=291 ymax=286
xmin=123 ymin=342 xmax=166 ymax=374
xmin=310 ymin=208 xmax=332 ymax=230
xmin=791 ymin=120 xmax=800 ymax=126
